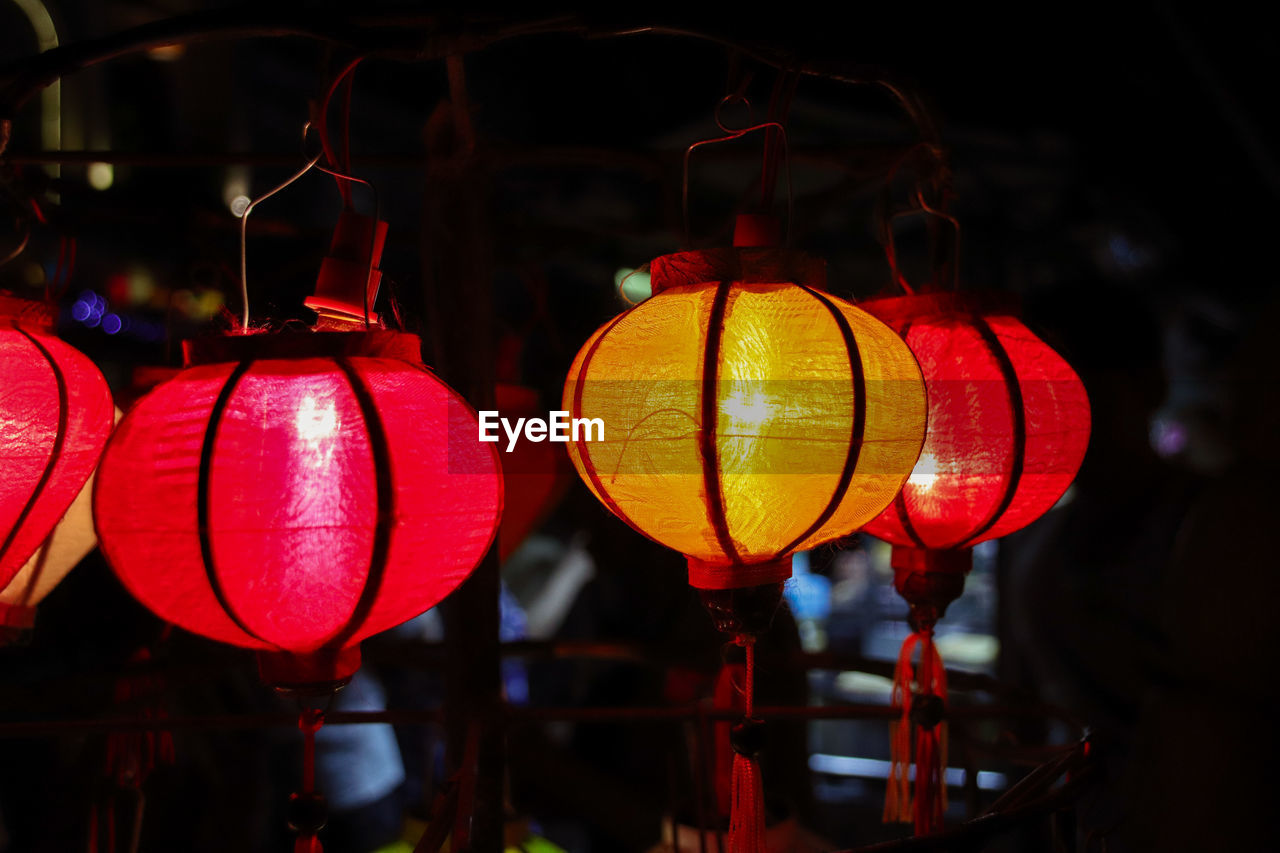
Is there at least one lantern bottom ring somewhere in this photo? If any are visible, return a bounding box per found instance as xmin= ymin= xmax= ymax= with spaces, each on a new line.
xmin=687 ymin=555 xmax=792 ymax=591
xmin=257 ymin=646 xmax=361 ymax=693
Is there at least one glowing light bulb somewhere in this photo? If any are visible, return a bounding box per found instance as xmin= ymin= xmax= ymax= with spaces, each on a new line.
xmin=296 ymin=395 xmax=338 ymax=443
xmin=721 ymin=384 xmax=778 ymax=433
xmin=908 ymin=451 xmax=939 ymax=491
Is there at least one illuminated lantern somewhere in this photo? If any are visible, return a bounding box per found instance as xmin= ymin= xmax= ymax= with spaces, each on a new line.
xmin=94 ymin=330 xmax=502 ymax=687
xmin=860 ymin=290 xmax=1090 ymax=834
xmin=1 ymin=294 xmax=114 ymax=641
xmin=564 ymin=217 xmax=927 ymax=851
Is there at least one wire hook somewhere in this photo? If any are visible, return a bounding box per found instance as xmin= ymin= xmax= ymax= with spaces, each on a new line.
xmin=682 ymin=95 xmax=794 ymax=248
xmin=238 ymin=143 xmax=321 ymax=330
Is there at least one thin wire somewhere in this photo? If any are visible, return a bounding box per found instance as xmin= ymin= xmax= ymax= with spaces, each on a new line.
xmin=683 ymin=95 xmax=794 ymax=248
xmin=316 ymin=56 xmax=364 ymax=207
xmin=877 ymin=142 xmax=948 ymax=295
xmin=914 ymin=186 xmax=961 ymax=291
xmin=0 ymin=221 xmax=30 ymax=267
xmin=760 ymin=68 xmax=798 ymax=210
xmin=239 ymin=149 xmax=321 ymax=329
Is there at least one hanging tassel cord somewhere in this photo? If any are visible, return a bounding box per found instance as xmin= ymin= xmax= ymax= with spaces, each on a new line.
xmin=883 ymin=627 xmax=949 ymax=835
xmin=291 ymin=707 xmax=327 ymax=853
xmin=912 ymin=629 xmax=948 ymax=835
xmin=883 ymin=632 xmax=918 ymax=825
xmin=727 ymin=636 xmax=767 ymax=853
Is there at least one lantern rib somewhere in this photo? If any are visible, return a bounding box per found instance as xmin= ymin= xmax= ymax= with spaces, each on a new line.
xmin=326 ymin=357 xmax=395 ymax=650
xmin=195 ymin=358 xmax=273 ymax=647
xmin=955 ymin=316 xmax=1026 ymax=550
xmin=569 ymin=312 xmax=647 ymax=538
xmin=0 ymin=330 xmax=68 ymax=569
xmin=774 ymin=285 xmax=867 ymax=557
xmin=891 ymin=320 xmax=930 ymax=550
xmin=698 ymin=280 xmax=740 ymax=564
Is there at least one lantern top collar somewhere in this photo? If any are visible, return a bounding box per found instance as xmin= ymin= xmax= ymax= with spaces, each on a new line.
xmin=0 ymin=293 xmax=55 ymax=331
xmin=649 ymin=246 xmax=826 ymax=295
xmin=182 ymin=328 xmax=423 ymax=367
xmin=858 ymin=290 xmax=1020 ymax=326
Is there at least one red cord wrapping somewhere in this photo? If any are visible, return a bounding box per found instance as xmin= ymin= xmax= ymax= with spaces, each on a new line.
xmin=295 ymin=710 xmax=325 ymax=853
xmin=728 ymin=637 xmax=766 ymax=853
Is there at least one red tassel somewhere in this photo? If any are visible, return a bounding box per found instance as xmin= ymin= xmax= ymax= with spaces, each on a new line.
xmin=713 ymin=661 xmax=746 ymax=817
xmin=728 ymin=751 xmax=766 ymax=853
xmin=883 ymin=629 xmax=949 ymax=834
xmin=913 ymin=631 xmax=947 ymax=834
xmin=294 ymin=836 xmax=323 ymax=853
xmin=727 ymin=638 xmax=767 ymax=853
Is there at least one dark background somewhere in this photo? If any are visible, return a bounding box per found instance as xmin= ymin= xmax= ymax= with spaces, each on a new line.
xmin=2 ymin=2 xmax=1278 ymax=852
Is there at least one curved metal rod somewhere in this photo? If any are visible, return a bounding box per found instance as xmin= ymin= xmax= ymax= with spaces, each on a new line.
xmin=914 ymin=186 xmax=960 ymax=290
xmin=682 ymin=99 xmax=794 ymax=248
xmin=238 ymin=150 xmax=321 ymax=329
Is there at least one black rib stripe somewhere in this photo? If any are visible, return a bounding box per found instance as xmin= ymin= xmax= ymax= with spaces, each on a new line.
xmin=196 ymin=360 xmax=270 ymax=644
xmin=775 ymin=286 xmax=866 ymax=556
xmin=956 ymin=316 xmax=1025 ymax=549
xmin=328 ymin=357 xmax=395 ymax=649
xmin=889 ymin=319 xmax=928 ymax=549
xmin=571 ymin=313 xmax=648 ymax=538
xmin=700 ymin=280 xmax=739 ymax=563
xmin=894 ymin=490 xmax=927 ymax=548
xmin=0 ymin=331 xmax=70 ymax=565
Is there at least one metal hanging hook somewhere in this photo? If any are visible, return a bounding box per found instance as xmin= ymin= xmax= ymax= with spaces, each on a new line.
xmin=302 ymin=122 xmax=383 ymax=327
xmin=237 ymin=140 xmax=321 ymax=331
xmin=877 ymin=143 xmax=959 ymax=295
xmin=238 ymin=120 xmax=384 ymax=330
xmin=682 ymin=95 xmax=794 ymax=249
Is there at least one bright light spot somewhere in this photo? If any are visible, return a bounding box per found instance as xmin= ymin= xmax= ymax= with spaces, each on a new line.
xmin=223 ymin=166 xmax=250 ymax=217
xmin=127 ymin=268 xmax=156 ymax=304
xmin=71 ymin=301 xmax=90 ymax=322
xmin=102 ymin=314 xmax=122 ymax=335
xmin=194 ymin=290 xmax=225 ymax=319
xmin=614 ymin=267 xmax=651 ymax=303
xmin=908 ymin=451 xmax=939 ymax=491
xmin=87 ymin=162 xmax=114 ymax=191
xmin=1150 ymin=415 xmax=1187 ymax=458
xmin=296 ymin=396 xmax=338 ymax=443
xmin=146 ymin=44 xmax=186 ymax=62
xmin=721 ymin=385 xmax=778 ymax=431
xmin=808 ymin=753 xmax=1007 ymax=790
xmin=21 ymin=261 xmax=44 ymax=287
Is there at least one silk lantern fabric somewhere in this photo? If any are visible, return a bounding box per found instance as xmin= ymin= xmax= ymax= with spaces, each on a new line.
xmin=860 ymin=291 xmax=1091 ymax=551
xmin=95 ymin=330 xmax=501 ymax=683
xmin=564 ymin=247 xmax=927 ymax=589
xmin=1 ymin=295 xmax=115 ymax=629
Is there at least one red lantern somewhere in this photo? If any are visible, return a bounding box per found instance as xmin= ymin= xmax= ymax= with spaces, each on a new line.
xmin=860 ymin=291 xmax=1090 ymax=834
xmin=94 ymin=330 xmax=502 ymax=686
xmin=1 ymin=294 xmax=115 ymax=639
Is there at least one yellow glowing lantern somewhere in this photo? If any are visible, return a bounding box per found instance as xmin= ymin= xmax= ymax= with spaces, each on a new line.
xmin=563 ymin=228 xmax=928 ymax=591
